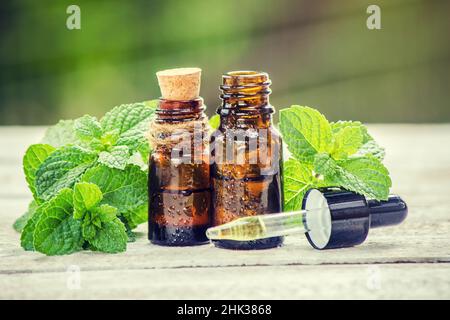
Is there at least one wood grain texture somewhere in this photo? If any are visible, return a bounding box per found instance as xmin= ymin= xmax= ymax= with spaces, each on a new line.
xmin=0 ymin=125 xmax=449 ymax=299
xmin=1 ymin=264 xmax=449 ymax=300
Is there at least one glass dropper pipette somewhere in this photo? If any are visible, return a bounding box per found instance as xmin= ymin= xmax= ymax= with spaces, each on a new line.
xmin=206 ymin=189 xmax=408 ymax=250
xmin=206 ymin=208 xmax=325 ymax=242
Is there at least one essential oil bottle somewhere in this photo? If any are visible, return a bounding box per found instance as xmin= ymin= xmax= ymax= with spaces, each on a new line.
xmin=210 ymin=71 xmax=283 ymax=250
xmin=148 ymin=68 xmax=211 ymax=246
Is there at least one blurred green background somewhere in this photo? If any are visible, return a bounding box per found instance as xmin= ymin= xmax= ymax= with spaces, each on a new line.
xmin=1 ymin=0 xmax=449 ymax=125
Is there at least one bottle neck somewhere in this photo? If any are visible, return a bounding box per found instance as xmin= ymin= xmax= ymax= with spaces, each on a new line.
xmin=219 ymin=71 xmax=273 ymax=129
xmin=156 ymin=98 xmax=205 ymax=123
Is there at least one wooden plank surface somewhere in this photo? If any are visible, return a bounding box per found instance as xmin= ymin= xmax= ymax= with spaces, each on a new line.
xmin=0 ymin=125 xmax=449 ymax=299
xmin=2 ymin=264 xmax=449 ymax=300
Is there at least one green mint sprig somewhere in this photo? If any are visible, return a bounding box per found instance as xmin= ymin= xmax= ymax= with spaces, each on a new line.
xmin=280 ymin=106 xmax=391 ymax=211
xmin=14 ymin=100 xmax=156 ymax=255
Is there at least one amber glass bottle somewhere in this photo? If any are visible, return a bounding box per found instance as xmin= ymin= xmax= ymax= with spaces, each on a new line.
xmin=211 ymin=71 xmax=283 ymax=249
xmin=148 ymin=97 xmax=211 ymax=246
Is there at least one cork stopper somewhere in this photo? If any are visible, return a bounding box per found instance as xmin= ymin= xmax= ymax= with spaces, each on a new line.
xmin=156 ymin=67 xmax=201 ymax=100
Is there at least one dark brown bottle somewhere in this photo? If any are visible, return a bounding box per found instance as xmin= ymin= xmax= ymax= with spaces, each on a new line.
xmin=210 ymin=71 xmax=284 ymax=250
xmin=148 ymin=68 xmax=211 ymax=246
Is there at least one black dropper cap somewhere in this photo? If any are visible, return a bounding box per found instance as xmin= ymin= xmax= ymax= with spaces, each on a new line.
xmin=302 ymin=188 xmax=408 ymax=250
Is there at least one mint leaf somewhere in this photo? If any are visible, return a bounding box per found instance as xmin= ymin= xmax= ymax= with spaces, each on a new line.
xmin=89 ymin=217 xmax=127 ymax=253
xmin=331 ymin=125 xmax=363 ymax=159
xmin=81 ymin=165 xmax=148 ymax=229
xmin=81 ymin=202 xmax=119 ymax=242
xmin=35 ymin=146 xmax=97 ymax=201
xmin=354 ymin=139 xmax=385 ymax=161
xmin=73 ymin=182 xmax=103 ymax=219
xmin=33 ymin=189 xmax=83 ymax=255
xmin=82 ymin=217 xmax=97 ymax=240
xmin=136 ymin=140 xmax=150 ymax=163
xmin=13 ymin=200 xmax=38 ymax=232
xmin=122 ymin=203 xmax=147 ymax=229
xmin=23 ymin=144 xmax=55 ymax=201
xmin=126 ymin=229 xmax=137 ymax=243
xmin=209 ymin=114 xmax=220 ymax=131
xmin=338 ymin=156 xmax=391 ymax=199
xmin=314 ymin=153 xmax=391 ymax=200
xmin=280 ymin=106 xmax=332 ymax=164
xmin=95 ymin=204 xmax=118 ymax=223
xmin=100 ymin=129 xmax=120 ymax=148
xmin=20 ymin=203 xmax=46 ymax=251
xmin=74 ymin=187 xmax=119 ymax=244
xmin=73 ymin=115 xmax=106 ymax=151
xmin=41 ymin=120 xmax=79 ymax=147
xmin=74 ymin=115 xmax=103 ymax=141
xmin=331 ymin=120 xmax=360 ymax=134
xmin=331 ymin=121 xmax=385 ymax=160
xmin=100 ymin=102 xmax=156 ymax=153
xmin=119 ymin=216 xmax=138 ymax=242
xmin=127 ymin=148 xmax=148 ymax=170
xmin=144 ymin=99 xmax=158 ymax=109
xmin=283 ymin=159 xmax=315 ymax=211
xmin=98 ymin=145 xmax=130 ymax=170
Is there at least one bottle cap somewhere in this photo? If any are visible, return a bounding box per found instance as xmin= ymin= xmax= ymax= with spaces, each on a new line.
xmin=302 ymin=188 xmax=408 ymax=250
xmin=156 ymin=67 xmax=201 ymax=100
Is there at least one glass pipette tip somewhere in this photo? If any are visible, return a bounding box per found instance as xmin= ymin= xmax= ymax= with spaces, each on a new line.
xmin=206 ymin=208 xmax=326 ymax=242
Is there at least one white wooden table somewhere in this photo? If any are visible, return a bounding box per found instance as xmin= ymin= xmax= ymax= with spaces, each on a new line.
xmin=0 ymin=125 xmax=449 ymax=299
